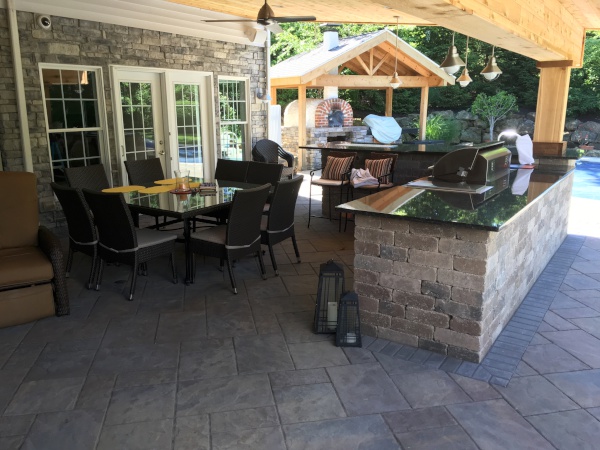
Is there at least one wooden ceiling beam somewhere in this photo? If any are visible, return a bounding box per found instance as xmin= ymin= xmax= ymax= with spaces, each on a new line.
xmin=308 ymin=74 xmax=448 ymax=88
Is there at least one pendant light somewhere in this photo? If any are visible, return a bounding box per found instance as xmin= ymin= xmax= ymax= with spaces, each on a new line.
xmin=389 ymin=16 xmax=402 ymax=89
xmin=481 ymin=46 xmax=502 ymax=81
xmin=456 ymin=36 xmax=472 ymax=87
xmin=439 ymin=32 xmax=465 ymax=75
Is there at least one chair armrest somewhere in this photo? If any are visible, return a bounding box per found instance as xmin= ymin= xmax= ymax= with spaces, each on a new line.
xmin=38 ymin=226 xmax=70 ymax=316
xmin=277 ymin=146 xmax=295 ymax=168
xmin=310 ymin=168 xmax=322 ymax=177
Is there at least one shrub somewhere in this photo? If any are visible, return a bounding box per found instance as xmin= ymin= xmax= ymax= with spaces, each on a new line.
xmin=414 ymin=114 xmax=460 ymax=143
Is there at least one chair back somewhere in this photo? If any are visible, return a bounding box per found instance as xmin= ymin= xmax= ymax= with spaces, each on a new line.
xmin=64 ymin=164 xmax=110 ymax=191
xmin=246 ymin=161 xmax=283 ymax=185
xmin=82 ymin=189 xmax=137 ymax=252
xmin=252 ymin=139 xmax=279 ymax=163
xmin=124 ymin=158 xmax=165 ymax=187
xmin=252 ymin=139 xmax=295 ymax=168
xmin=51 ymin=183 xmax=97 ymax=245
xmin=0 ymin=171 xmax=38 ymax=249
xmin=226 ymin=184 xmax=271 ymax=248
xmin=267 ymin=175 xmax=303 ymax=232
xmin=214 ymin=159 xmax=249 ymax=182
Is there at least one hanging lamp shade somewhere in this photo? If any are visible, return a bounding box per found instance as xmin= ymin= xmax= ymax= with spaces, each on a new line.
xmin=390 ymin=16 xmax=402 ymax=89
xmin=481 ymin=47 xmax=502 ymax=80
xmin=390 ymin=72 xmax=401 ymax=89
xmin=440 ymin=32 xmax=464 ymax=75
xmin=457 ymin=67 xmax=472 ymax=87
xmin=456 ymin=36 xmax=472 ymax=87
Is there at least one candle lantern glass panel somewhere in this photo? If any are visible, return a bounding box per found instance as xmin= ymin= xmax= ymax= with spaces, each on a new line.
xmin=313 ymin=260 xmax=345 ymax=334
xmin=336 ymin=292 xmax=361 ymax=347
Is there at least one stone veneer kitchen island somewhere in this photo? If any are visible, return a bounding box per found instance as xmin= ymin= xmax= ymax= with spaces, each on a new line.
xmin=337 ymin=165 xmax=575 ymax=362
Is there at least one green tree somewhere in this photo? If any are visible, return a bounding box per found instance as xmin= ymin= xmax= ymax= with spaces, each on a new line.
xmin=471 ymin=91 xmax=518 ymax=139
xmin=270 ymin=24 xmax=600 ymax=119
xmin=567 ymin=31 xmax=600 ymax=117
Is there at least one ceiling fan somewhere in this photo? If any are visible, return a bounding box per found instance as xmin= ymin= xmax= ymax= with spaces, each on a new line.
xmin=202 ymin=0 xmax=316 ymax=33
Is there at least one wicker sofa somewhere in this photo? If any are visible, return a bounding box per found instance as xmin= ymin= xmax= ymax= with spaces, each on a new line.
xmin=0 ymin=172 xmax=69 ymax=327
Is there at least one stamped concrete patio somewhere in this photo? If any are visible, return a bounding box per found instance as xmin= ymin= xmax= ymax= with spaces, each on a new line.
xmin=1 ymin=175 xmax=600 ymax=449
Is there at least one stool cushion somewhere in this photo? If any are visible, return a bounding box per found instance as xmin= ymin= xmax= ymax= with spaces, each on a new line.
xmin=365 ymin=158 xmax=393 ymax=184
xmin=322 ymin=156 xmax=353 ymax=181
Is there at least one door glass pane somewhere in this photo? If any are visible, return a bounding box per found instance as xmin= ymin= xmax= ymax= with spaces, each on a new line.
xmin=120 ymin=81 xmax=156 ymax=161
xmin=174 ymin=83 xmax=202 ymax=178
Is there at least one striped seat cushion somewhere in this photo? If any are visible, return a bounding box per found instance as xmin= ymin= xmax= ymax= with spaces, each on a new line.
xmin=321 ymin=156 xmax=354 ymax=181
xmin=365 ymin=158 xmax=393 ymax=184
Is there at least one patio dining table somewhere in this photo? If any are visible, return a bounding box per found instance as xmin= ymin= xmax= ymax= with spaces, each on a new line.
xmin=122 ymin=180 xmax=261 ymax=284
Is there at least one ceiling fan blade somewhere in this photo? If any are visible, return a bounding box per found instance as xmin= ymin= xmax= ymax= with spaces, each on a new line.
xmin=203 ymin=19 xmax=256 ymax=23
xmin=265 ymin=22 xmax=283 ymax=34
xmin=271 ymin=16 xmax=317 ymax=23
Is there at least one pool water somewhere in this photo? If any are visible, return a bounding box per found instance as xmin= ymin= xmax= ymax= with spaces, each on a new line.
xmin=573 ymin=157 xmax=600 ymax=201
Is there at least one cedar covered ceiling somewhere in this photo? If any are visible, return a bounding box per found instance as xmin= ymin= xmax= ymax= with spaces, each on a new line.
xmin=169 ymin=0 xmax=598 ymax=67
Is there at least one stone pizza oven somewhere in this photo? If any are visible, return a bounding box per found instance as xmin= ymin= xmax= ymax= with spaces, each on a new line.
xmin=314 ymin=98 xmax=353 ymax=128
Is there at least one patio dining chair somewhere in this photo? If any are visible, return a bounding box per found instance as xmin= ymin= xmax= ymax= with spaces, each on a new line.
xmin=190 ymin=183 xmax=271 ymax=294
xmin=51 ymin=183 xmax=98 ymax=289
xmin=124 ymin=158 xmax=165 ymax=187
xmin=261 ymin=175 xmax=303 ymax=275
xmin=82 ymin=189 xmax=178 ymax=300
xmin=124 ymin=158 xmax=169 ymax=228
xmin=64 ymin=164 xmax=111 ymax=191
xmin=252 ymin=139 xmax=295 ymax=179
xmin=308 ymin=151 xmax=356 ymax=231
xmin=214 ymin=159 xmax=250 ymax=182
xmin=246 ymin=161 xmax=284 ymax=185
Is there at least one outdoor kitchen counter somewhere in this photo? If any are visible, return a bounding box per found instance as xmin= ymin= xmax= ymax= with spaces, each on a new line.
xmin=337 ymin=165 xmax=574 ymax=363
xmin=300 ymin=141 xmax=503 ymax=186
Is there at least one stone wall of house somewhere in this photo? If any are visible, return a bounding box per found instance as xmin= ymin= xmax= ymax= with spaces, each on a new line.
xmin=0 ymin=10 xmax=266 ymax=227
xmin=353 ymin=172 xmax=573 ymax=362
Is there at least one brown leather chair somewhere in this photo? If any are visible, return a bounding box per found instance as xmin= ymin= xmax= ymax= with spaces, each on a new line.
xmin=0 ymin=172 xmax=69 ymax=328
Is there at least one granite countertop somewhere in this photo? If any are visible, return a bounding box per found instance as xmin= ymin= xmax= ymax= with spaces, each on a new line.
xmin=299 ymin=141 xmax=502 ymax=154
xmin=337 ymin=165 xmax=574 ymax=231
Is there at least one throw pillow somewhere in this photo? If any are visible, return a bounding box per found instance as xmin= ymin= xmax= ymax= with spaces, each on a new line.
xmin=322 ymin=156 xmax=354 ymax=180
xmin=365 ymin=158 xmax=393 ymax=184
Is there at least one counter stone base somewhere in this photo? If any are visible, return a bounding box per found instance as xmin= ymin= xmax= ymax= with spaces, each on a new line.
xmin=353 ymin=172 xmax=573 ymax=362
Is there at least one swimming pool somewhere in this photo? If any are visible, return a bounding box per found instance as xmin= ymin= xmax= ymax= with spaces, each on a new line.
xmin=573 ymin=157 xmax=600 ymax=200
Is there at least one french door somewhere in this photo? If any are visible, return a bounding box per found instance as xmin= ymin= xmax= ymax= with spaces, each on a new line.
xmin=114 ymin=71 xmax=166 ymax=181
xmin=112 ymin=68 xmax=216 ymax=183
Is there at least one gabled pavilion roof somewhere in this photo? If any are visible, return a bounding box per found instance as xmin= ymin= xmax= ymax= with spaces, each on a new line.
xmin=270 ymin=29 xmax=455 ymax=89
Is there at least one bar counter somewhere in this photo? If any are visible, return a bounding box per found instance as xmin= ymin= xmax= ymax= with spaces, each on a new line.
xmin=300 ymin=141 xmax=502 ymax=185
xmin=337 ymin=165 xmax=574 ymax=362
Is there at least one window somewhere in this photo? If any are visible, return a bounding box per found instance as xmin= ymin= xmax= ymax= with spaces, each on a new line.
xmin=41 ymin=66 xmax=107 ymax=184
xmin=219 ymin=78 xmax=248 ymax=161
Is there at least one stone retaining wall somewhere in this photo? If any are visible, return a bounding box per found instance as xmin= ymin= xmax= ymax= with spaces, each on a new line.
xmin=353 ymin=172 xmax=573 ymax=362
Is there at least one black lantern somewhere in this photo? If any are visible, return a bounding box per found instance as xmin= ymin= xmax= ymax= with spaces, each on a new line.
xmin=336 ymin=292 xmax=362 ymax=347
xmin=313 ymin=260 xmax=345 ymax=334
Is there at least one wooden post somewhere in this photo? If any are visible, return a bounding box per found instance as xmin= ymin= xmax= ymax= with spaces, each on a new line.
xmin=270 ymin=86 xmax=277 ymax=106
xmin=533 ymin=64 xmax=572 ymax=156
xmin=298 ymin=85 xmax=307 ymax=170
xmin=419 ymin=86 xmax=429 ymax=141
xmin=385 ymin=87 xmax=393 ymax=117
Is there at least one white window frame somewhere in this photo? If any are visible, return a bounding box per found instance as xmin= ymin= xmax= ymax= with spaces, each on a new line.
xmin=218 ymin=76 xmax=251 ymax=160
xmin=39 ymin=63 xmax=111 ymax=183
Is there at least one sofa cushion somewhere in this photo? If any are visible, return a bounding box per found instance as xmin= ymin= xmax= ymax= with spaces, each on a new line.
xmin=0 ymin=247 xmax=54 ymax=289
xmin=0 ymin=172 xmax=39 ymax=250
xmin=0 ymin=284 xmax=55 ymax=328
